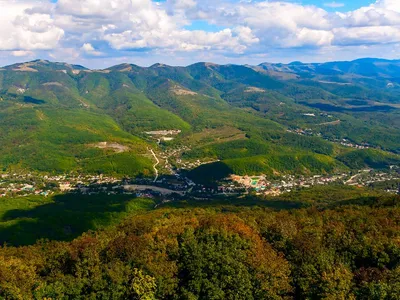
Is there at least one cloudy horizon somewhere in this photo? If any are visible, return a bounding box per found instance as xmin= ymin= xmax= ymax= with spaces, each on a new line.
xmin=1 ymin=0 xmax=400 ymax=68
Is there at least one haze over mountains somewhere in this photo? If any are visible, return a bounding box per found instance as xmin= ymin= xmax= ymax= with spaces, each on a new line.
xmin=1 ymin=58 xmax=399 ymax=179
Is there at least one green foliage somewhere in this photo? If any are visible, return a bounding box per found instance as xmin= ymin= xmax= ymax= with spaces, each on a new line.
xmin=0 ymin=194 xmax=155 ymax=245
xmin=0 ymin=59 xmax=399 ymax=176
xmin=225 ymin=152 xmax=342 ymax=176
xmin=177 ymin=229 xmax=255 ymax=299
xmin=279 ymin=132 xmax=334 ymax=155
xmin=184 ymin=139 xmax=272 ymax=160
xmin=0 ymin=105 xmax=153 ymax=175
xmin=188 ymin=151 xmax=344 ymax=181
xmin=337 ymin=149 xmax=400 ymax=169
xmin=0 ymin=187 xmax=400 ymax=298
xmin=0 ymin=207 xmax=293 ymax=299
xmin=81 ymin=152 xmax=153 ymax=176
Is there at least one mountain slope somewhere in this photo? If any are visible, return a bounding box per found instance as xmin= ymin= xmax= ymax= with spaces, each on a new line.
xmin=0 ymin=59 xmax=399 ymax=177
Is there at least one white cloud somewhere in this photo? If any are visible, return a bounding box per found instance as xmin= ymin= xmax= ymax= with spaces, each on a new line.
xmin=375 ymin=0 xmax=400 ymax=13
xmin=74 ymin=0 xmax=257 ymax=53
xmin=81 ymin=43 xmax=95 ymax=52
xmin=1 ymin=0 xmax=400 ymax=65
xmin=167 ymin=0 xmax=197 ymax=10
xmin=199 ymin=0 xmax=400 ymax=49
xmin=104 ymin=26 xmax=257 ymax=53
xmin=333 ymin=26 xmax=400 ymax=45
xmin=56 ymin=0 xmax=135 ymax=18
xmin=336 ymin=0 xmax=400 ymax=27
xmin=80 ymin=43 xmax=103 ymax=56
xmin=0 ymin=1 xmax=64 ymax=51
xmin=12 ymin=50 xmax=34 ymax=57
xmin=324 ymin=2 xmax=345 ymax=8
xmin=221 ymin=2 xmax=333 ymax=48
xmin=287 ymin=28 xmax=334 ymax=47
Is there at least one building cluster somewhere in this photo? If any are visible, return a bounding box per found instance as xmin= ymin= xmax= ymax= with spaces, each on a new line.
xmin=0 ymin=173 xmax=120 ymax=198
xmin=228 ymin=174 xmax=348 ymax=196
xmin=0 ymin=182 xmax=52 ymax=198
xmin=176 ymin=158 xmax=221 ymax=170
xmin=287 ymin=128 xmax=315 ymax=136
xmin=0 ymin=166 xmax=398 ymax=200
xmin=0 ymin=172 xmax=194 ymax=200
xmin=227 ymin=169 xmax=400 ymax=196
xmin=158 ymin=146 xmax=190 ymax=173
xmin=336 ymin=139 xmax=370 ymax=150
xmin=346 ymin=168 xmax=400 ymax=192
xmin=288 ymin=127 xmax=371 ymax=150
xmin=0 ymin=173 xmax=53 ymax=197
xmin=145 ymin=130 xmax=182 ymax=136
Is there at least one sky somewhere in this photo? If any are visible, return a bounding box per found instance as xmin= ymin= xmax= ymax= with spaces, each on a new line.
xmin=0 ymin=0 xmax=399 ymax=68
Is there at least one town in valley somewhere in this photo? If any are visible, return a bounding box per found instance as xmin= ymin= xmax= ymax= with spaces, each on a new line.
xmin=1 ymin=165 xmax=399 ymax=202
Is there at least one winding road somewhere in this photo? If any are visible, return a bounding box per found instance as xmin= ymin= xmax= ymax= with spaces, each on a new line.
xmin=149 ymin=148 xmax=160 ymax=182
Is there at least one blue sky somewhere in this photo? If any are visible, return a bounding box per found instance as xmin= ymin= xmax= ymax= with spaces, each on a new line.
xmin=300 ymin=0 xmax=374 ymax=11
xmin=0 ymin=0 xmax=399 ymax=68
xmin=184 ymin=1 xmax=376 ymax=31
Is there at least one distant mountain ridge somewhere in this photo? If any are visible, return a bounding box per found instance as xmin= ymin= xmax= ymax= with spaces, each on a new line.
xmin=0 ymin=57 xmax=399 ymax=177
xmin=4 ymin=57 xmax=400 ymax=71
xmin=3 ymin=57 xmax=400 ymax=87
xmin=257 ymin=58 xmax=400 ymax=79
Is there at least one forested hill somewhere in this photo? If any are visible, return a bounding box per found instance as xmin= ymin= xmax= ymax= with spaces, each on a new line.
xmin=0 ymin=58 xmax=399 ymax=177
xmin=1 ymin=189 xmax=400 ymax=299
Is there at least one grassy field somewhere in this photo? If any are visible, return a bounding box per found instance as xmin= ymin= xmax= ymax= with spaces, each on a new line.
xmin=0 ymin=194 xmax=156 ymax=246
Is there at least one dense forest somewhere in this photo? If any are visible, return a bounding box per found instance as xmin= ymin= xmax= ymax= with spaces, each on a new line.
xmin=0 ymin=59 xmax=399 ymax=177
xmin=1 ymin=190 xmax=400 ymax=299
xmin=1 ymin=59 xmax=400 ymax=299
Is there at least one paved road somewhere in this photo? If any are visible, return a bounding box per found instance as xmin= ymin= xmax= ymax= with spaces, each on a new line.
xmin=123 ymin=184 xmax=184 ymax=196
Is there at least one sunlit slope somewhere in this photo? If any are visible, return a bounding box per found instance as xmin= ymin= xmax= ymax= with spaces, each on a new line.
xmin=0 ymin=59 xmax=399 ymax=176
xmin=77 ymin=72 xmax=191 ymax=133
xmin=0 ymin=100 xmax=153 ymax=175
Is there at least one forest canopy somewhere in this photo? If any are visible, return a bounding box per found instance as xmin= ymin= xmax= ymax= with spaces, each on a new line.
xmin=1 ymin=192 xmax=400 ymax=299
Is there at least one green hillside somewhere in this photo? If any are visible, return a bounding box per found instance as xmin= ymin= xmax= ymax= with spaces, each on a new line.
xmin=0 ymin=187 xmax=399 ymax=299
xmin=0 ymin=59 xmax=399 ymax=178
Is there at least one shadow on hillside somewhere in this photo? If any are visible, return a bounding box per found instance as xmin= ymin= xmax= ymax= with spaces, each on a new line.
xmin=163 ymin=193 xmax=400 ymax=211
xmin=162 ymin=196 xmax=307 ymax=210
xmin=24 ymin=96 xmax=46 ymax=104
xmin=0 ymin=193 xmax=151 ymax=247
xmin=188 ymin=161 xmax=234 ymax=185
xmin=327 ymin=195 xmax=400 ymax=209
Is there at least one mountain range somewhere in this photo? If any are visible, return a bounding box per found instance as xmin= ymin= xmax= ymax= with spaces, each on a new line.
xmin=1 ymin=58 xmax=399 ymax=179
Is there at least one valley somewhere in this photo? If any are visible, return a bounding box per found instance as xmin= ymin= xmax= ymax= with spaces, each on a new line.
xmin=1 ymin=57 xmax=400 ymax=300
xmin=4 ymin=0 xmax=400 ymax=296
xmin=1 ymin=165 xmax=399 ymax=203
xmin=0 ymin=58 xmax=399 ymax=181
xmin=1 ymin=59 xmax=400 ymax=228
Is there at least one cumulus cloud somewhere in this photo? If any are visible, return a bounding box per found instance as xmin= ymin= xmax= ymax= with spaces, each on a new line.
xmin=80 ymin=43 xmax=103 ymax=56
xmin=333 ymin=26 xmax=400 ymax=46
xmin=1 ymin=0 xmax=400 ymax=64
xmin=213 ymin=2 xmax=333 ymax=48
xmin=324 ymin=2 xmax=345 ymax=8
xmin=0 ymin=0 xmax=64 ymax=51
xmin=205 ymin=0 xmax=400 ymax=49
xmin=375 ymin=0 xmax=400 ymax=12
xmin=54 ymin=0 xmax=257 ymax=53
xmin=56 ymin=0 xmax=134 ymax=18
